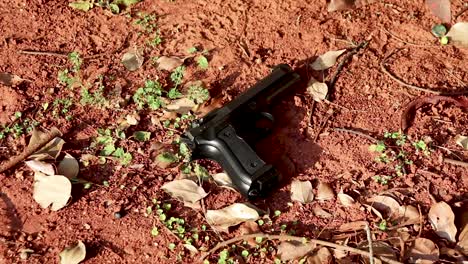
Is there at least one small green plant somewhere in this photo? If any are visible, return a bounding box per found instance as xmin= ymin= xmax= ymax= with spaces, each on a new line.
xmin=58 ymin=51 xmax=84 ymax=88
xmin=68 ymin=51 xmax=82 ymax=72
xmin=187 ymin=84 xmax=210 ymax=104
xmin=373 ymin=175 xmax=392 ymax=185
xmin=92 ymin=128 xmax=132 ymax=165
xmin=196 ymin=55 xmax=209 ymax=70
xmin=218 ymin=249 xmax=229 ymax=264
xmin=378 ymin=219 xmax=388 ymax=231
xmin=52 ymin=98 xmax=73 ymax=120
xmin=134 ymin=13 xmax=157 ymax=33
xmin=170 ymin=66 xmax=185 ymax=88
xmin=148 ymin=31 xmax=162 ymax=46
xmin=0 ymin=112 xmax=39 ymax=139
xmin=413 ymin=140 xmax=430 ymax=156
xmin=133 ymin=80 xmax=163 ymax=110
xmin=187 ymin=47 xmax=198 ymax=54
xmin=167 ymin=88 xmax=183 ymax=99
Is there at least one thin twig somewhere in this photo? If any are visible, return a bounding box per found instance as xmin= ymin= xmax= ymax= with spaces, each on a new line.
xmin=365 ymin=223 xmax=374 ymax=264
xmin=332 ymin=128 xmax=378 ymax=142
xmin=381 ymin=49 xmax=468 ymax=95
xmin=313 ymin=109 xmax=334 ymax=142
xmin=327 ymin=41 xmax=369 ymax=98
xmin=417 ymin=204 xmax=423 ymax=238
xmin=18 ymin=50 xmax=68 ymax=57
xmin=198 ymin=233 xmax=403 ymax=264
xmin=0 ymin=127 xmax=62 ymax=173
xmin=443 ymin=158 xmax=468 ymax=168
xmin=455 ymin=5 xmax=468 ymax=20
xmin=381 ymin=28 xmax=436 ymax=48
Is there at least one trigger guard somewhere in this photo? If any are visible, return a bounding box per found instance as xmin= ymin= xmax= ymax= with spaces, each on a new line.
xmin=255 ymin=112 xmax=275 ymax=134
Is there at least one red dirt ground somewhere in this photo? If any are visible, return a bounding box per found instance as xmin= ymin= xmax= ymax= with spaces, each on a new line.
xmin=0 ymin=0 xmax=467 ymax=263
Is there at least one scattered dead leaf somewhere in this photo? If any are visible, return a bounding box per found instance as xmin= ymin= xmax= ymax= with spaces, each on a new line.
xmin=338 ymin=221 xmax=367 ymax=232
xmin=58 ymin=154 xmax=79 ymax=179
xmin=121 ymin=49 xmax=144 ymax=71
xmin=399 ymin=205 xmax=420 ymax=225
xmin=206 ymin=203 xmax=259 ymax=231
xmin=0 ymin=72 xmax=24 ymax=86
xmin=311 ymin=49 xmax=346 ymax=70
xmin=161 ymin=179 xmax=207 ymax=204
xmin=33 ymin=172 xmax=71 ymax=211
xmin=306 ymin=78 xmax=328 ymax=102
xmin=306 ymin=247 xmax=333 ymax=264
xmin=446 ymin=22 xmax=468 ymax=47
xmin=402 ymin=96 xmax=468 ymax=131
xmin=156 ymin=56 xmax=184 ymax=71
xmin=312 ymin=206 xmax=333 ymax=219
xmin=183 ymin=244 xmax=199 ymax=255
xmin=428 ymin=201 xmax=457 ymax=242
xmin=59 ymin=240 xmax=86 ymax=264
xmin=212 ymin=172 xmax=237 ymax=191
xmin=165 ymin=98 xmax=197 ymax=114
xmin=126 ymin=113 xmax=140 ymax=126
xmin=440 ymin=247 xmax=467 ymax=262
xmin=455 ymin=135 xmax=468 ymax=150
xmin=28 ymin=128 xmax=65 ymax=160
xmin=458 ymin=211 xmax=468 ymax=255
xmin=406 ymin=238 xmax=439 ymax=264
xmin=277 ymin=240 xmax=315 ymax=261
xmin=25 ymin=160 xmax=55 ymax=176
xmin=316 ymin=181 xmax=335 ymax=201
xmin=337 ymin=190 xmax=356 ymax=207
xmin=290 ymin=180 xmax=314 ymax=204
xmin=425 ymin=0 xmax=451 ymax=24
xmin=359 ymin=241 xmax=397 ymax=264
xmin=367 ymin=195 xmax=401 ymax=219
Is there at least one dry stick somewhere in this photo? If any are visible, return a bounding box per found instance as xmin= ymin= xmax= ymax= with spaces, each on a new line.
xmin=443 ymin=158 xmax=468 ymax=168
xmin=0 ymin=127 xmax=62 ymax=173
xmin=332 ymin=128 xmax=378 ymax=143
xmin=18 ymin=50 xmax=68 ymax=57
xmin=364 ymin=223 xmax=374 ymax=264
xmin=455 ymin=6 xmax=468 ymax=20
xmin=381 ymin=49 xmax=468 ymax=95
xmin=198 ymin=233 xmax=403 ymax=264
xmin=327 ymin=41 xmax=369 ymax=97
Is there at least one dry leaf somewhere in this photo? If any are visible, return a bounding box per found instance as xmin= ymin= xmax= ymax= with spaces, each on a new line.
xmin=458 ymin=211 xmax=468 ymax=255
xmin=58 ymin=154 xmax=79 ymax=179
xmin=428 ymin=202 xmax=457 ymax=242
xmin=183 ymin=244 xmax=199 ymax=255
xmin=0 ymin=72 xmax=24 ymax=86
xmin=363 ymin=204 xmax=384 ymax=220
xmin=338 ymin=221 xmax=367 ymax=232
xmin=406 ymin=238 xmax=439 ymax=264
xmin=455 ymin=135 xmax=468 ymax=150
xmin=206 ymin=203 xmax=259 ymax=230
xmin=359 ymin=241 xmax=397 ymax=264
xmin=165 ymin=98 xmax=196 ymax=114
xmin=156 ymin=56 xmax=184 ymax=71
xmin=316 ymin=181 xmax=335 ymax=201
xmin=161 ymin=179 xmax=207 ymax=204
xmin=277 ymin=240 xmax=315 ymax=261
xmin=290 ymin=180 xmax=314 ymax=204
xmin=399 ymin=205 xmax=420 ymax=225
xmin=59 ymin=240 xmax=86 ymax=264
xmin=306 ymin=78 xmax=328 ymax=102
xmin=313 ymin=206 xmax=333 ymax=219
xmin=28 ymin=128 xmax=65 ymax=160
xmin=446 ymin=22 xmax=468 ymax=47
xmin=311 ymin=49 xmax=346 ymax=70
xmin=121 ymin=49 xmax=144 ymax=71
xmin=33 ymin=172 xmax=71 ymax=211
xmin=25 ymin=160 xmax=55 ymax=176
xmin=212 ymin=172 xmax=237 ymax=191
xmin=367 ymin=195 xmax=400 ymax=219
xmin=306 ymin=247 xmax=332 ymax=264
xmin=425 ymin=0 xmax=451 ymax=24
xmin=440 ymin=247 xmax=467 ymax=262
xmin=126 ymin=113 xmax=140 ymax=126
xmin=337 ymin=191 xmax=356 ymax=207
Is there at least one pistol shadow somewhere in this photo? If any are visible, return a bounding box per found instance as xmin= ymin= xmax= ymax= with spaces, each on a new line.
xmin=0 ymin=192 xmax=23 ymax=233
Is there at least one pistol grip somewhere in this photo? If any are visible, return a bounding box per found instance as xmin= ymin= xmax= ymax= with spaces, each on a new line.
xmin=190 ymin=125 xmax=280 ymax=199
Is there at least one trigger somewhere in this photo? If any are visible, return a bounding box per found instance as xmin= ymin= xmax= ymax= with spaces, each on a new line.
xmin=255 ymin=112 xmax=275 ymax=134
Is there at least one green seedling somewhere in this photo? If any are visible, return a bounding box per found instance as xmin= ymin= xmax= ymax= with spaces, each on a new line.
xmin=69 ymin=0 xmax=140 ymax=13
xmin=69 ymin=51 xmax=82 ymax=72
xmin=196 ymin=55 xmax=209 ymax=70
xmin=148 ymin=31 xmax=162 ymax=47
xmin=218 ymin=249 xmax=229 ymax=264
xmin=274 ymin=210 xmax=281 ymax=217
xmin=378 ymin=219 xmax=388 ymax=231
xmin=413 ymin=140 xmax=430 ymax=156
xmin=187 ymin=83 xmax=210 ymax=104
xmin=133 ymin=80 xmax=163 ymax=110
xmin=373 ymin=175 xmax=392 ymax=185
xmin=134 ymin=13 xmax=157 ymax=33
xmin=58 ymin=51 xmax=84 ymax=88
xmin=187 ymin=47 xmax=197 ymax=54
xmin=0 ymin=112 xmax=39 ymax=139
xmin=170 ymin=66 xmax=185 ymax=88
xmin=151 ymin=226 xmax=159 ymax=237
xmin=133 ymin=131 xmax=151 ymax=141
xmin=52 ymin=98 xmax=73 ymax=120
xmin=168 ymin=88 xmax=183 ymax=99
xmin=80 ymin=76 xmax=109 ymax=107
xmin=92 ymin=128 xmax=132 ymax=165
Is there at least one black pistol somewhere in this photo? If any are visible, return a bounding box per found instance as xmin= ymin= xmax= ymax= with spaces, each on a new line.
xmin=182 ymin=64 xmax=301 ymax=199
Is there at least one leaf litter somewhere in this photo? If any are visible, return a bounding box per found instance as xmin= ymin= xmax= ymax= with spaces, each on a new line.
xmin=205 ymin=203 xmax=259 ymax=231
xmin=310 ymin=49 xmax=346 ymax=70
xmin=276 ymin=240 xmax=315 ymax=261
xmin=307 ymin=77 xmax=328 ymax=102
xmin=428 ymin=201 xmax=457 ymax=242
xmin=425 ymin=0 xmax=451 ymax=23
xmin=290 ymin=180 xmax=314 ymax=204
xmin=406 ymin=238 xmax=439 ymax=263
xmin=161 ymin=179 xmax=207 ymax=204
xmin=57 ymin=153 xmax=80 ymax=179
xmin=59 ymin=240 xmax=86 ymax=264
xmin=446 ymin=22 xmax=468 ymax=47
xmin=33 ymin=172 xmax=72 ymax=211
